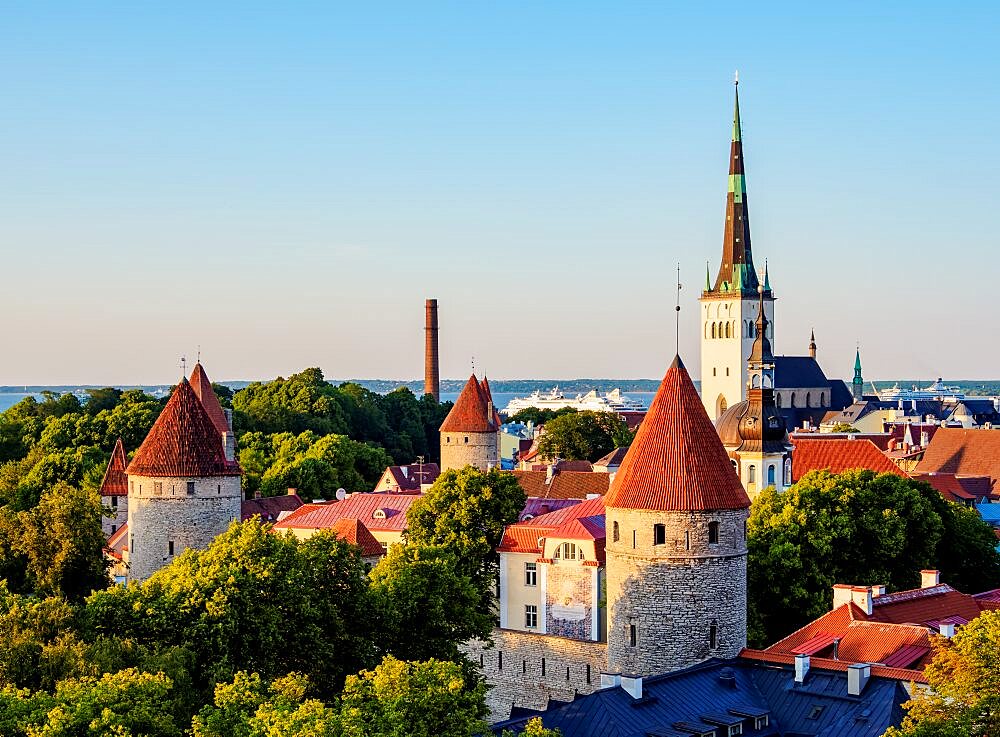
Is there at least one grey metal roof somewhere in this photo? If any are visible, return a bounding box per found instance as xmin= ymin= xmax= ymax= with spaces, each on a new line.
xmin=489 ymin=659 xmax=907 ymax=737
xmin=772 ymin=356 xmax=830 ymax=389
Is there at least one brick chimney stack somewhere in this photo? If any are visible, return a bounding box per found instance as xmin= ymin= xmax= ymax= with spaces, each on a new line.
xmin=424 ymin=298 xmax=440 ymax=401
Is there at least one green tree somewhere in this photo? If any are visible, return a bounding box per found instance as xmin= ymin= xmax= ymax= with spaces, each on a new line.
xmin=83 ymin=387 xmax=123 ymax=415
xmin=829 ymin=422 xmax=859 ymax=433
xmin=406 ymin=467 xmax=526 ymax=595
xmin=15 ymin=482 xmax=109 ymax=600
xmin=506 ymin=407 xmax=577 ymax=426
xmin=885 ymin=610 xmax=1000 ymax=737
xmin=748 ymin=470 xmax=944 ymax=646
xmin=536 ymin=411 xmax=632 ymax=462
xmin=86 ymin=520 xmax=373 ymax=697
xmin=338 ymin=656 xmax=487 ymax=737
xmin=368 ymin=545 xmax=493 ymax=663
xmin=502 ymin=718 xmax=563 ymax=737
xmin=192 ymin=671 xmax=341 ymax=737
xmin=0 ymin=583 xmax=84 ymax=690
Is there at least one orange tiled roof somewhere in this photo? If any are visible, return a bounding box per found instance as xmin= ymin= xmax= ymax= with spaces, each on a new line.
xmin=510 ymin=470 xmax=610 ymax=500
xmin=189 ymin=362 xmax=230 ymax=435
xmin=273 ymin=493 xmax=418 ymax=533
xmin=869 ymin=584 xmax=984 ymax=627
xmin=440 ymin=374 xmax=495 ymax=433
xmin=605 ymin=356 xmax=749 ymax=512
xmin=791 ymin=438 xmax=905 ymax=481
xmin=916 ymin=428 xmax=1000 ymax=488
xmin=740 ymin=648 xmax=928 ymax=684
xmin=241 ymin=494 xmax=304 ymax=522
xmin=499 ymin=496 xmax=606 ymax=555
xmin=910 ymin=473 xmax=994 ymax=503
xmin=126 ymin=379 xmax=240 ymax=478
xmin=99 ymin=438 xmax=129 ymax=496
xmin=330 ymin=518 xmax=385 ymax=557
xmin=480 ymin=376 xmax=503 ymax=428
xmin=107 ymin=522 xmax=128 ymax=551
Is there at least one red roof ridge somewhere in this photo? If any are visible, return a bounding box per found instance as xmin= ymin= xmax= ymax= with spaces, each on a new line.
xmin=99 ymin=438 xmax=129 ymax=496
xmin=189 ymin=362 xmax=230 ymax=435
xmin=127 ymin=378 xmax=240 ymax=478
xmin=330 ymin=518 xmax=384 ymax=557
xmin=440 ymin=374 xmax=496 ymax=433
xmin=605 ymin=355 xmax=749 ymax=511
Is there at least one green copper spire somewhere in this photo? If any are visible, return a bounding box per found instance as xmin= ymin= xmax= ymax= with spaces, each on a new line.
xmin=732 ymin=73 xmax=742 ymax=142
xmin=854 ymin=349 xmax=862 ymax=372
xmin=763 ymin=259 xmax=771 ymax=291
xmin=852 ymin=348 xmax=864 ymax=400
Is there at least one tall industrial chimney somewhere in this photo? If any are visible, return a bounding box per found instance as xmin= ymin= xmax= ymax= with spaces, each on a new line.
xmin=424 ymin=299 xmax=440 ymax=401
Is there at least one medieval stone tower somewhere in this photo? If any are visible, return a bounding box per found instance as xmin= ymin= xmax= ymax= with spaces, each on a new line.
xmin=439 ymin=373 xmax=499 ymax=472
xmin=126 ymin=364 xmax=242 ymax=582
xmin=700 ymin=81 xmax=775 ymax=420
xmin=604 ymin=355 xmax=751 ymax=676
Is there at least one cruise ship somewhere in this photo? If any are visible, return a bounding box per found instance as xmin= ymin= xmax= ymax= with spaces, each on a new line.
xmin=878 ymin=378 xmax=966 ymax=402
xmin=502 ymin=388 xmax=648 ymax=416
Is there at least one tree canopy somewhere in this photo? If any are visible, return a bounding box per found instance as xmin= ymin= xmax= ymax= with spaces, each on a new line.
xmin=748 ymin=469 xmax=1000 ymax=646
xmin=535 ymin=410 xmax=633 ymax=462
xmin=885 ymin=610 xmax=1000 ymax=737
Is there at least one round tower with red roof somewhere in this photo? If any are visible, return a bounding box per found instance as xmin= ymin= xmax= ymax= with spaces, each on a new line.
xmin=125 ymin=367 xmax=242 ymax=582
xmin=440 ymin=373 xmax=499 ymax=472
xmin=604 ymin=355 xmax=751 ymax=675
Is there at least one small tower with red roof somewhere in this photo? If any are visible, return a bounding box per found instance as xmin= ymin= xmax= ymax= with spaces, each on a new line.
xmin=99 ymin=438 xmax=129 ymax=537
xmin=440 ymin=373 xmax=499 ymax=472
xmin=604 ymin=355 xmax=751 ymax=676
xmin=125 ymin=368 xmax=242 ymax=582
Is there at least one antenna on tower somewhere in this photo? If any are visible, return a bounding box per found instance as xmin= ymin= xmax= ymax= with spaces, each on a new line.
xmin=675 ymin=264 xmax=682 ymax=356
xmin=471 ymin=356 xmax=475 ymax=375
xmin=734 ymin=69 xmax=739 ymax=86
xmin=179 ymin=355 xmax=187 ymax=378
xmin=197 ymin=345 xmax=201 ymax=363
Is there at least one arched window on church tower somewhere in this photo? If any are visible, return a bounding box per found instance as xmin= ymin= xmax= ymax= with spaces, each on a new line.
xmin=724 ymin=322 xmax=730 ymax=339
xmin=806 ymin=392 xmax=811 ymax=408
xmin=767 ymin=465 xmax=776 ymax=486
xmin=784 ymin=458 xmax=793 ymax=486
xmin=790 ymin=393 xmax=796 ymax=408
xmin=711 ymin=323 xmax=717 ymax=339
xmin=776 ymin=393 xmax=781 ymax=407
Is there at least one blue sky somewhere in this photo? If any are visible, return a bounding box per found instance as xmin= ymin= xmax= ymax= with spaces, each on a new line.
xmin=1 ymin=2 xmax=996 ymax=384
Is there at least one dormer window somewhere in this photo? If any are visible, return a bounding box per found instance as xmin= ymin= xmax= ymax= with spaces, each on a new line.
xmin=554 ymin=542 xmax=578 ymax=560
xmin=372 ymin=509 xmax=387 ymax=520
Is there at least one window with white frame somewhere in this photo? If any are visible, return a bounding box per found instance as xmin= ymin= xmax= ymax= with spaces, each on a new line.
xmin=524 ymin=562 xmax=537 ymax=586
xmin=525 ymin=605 xmax=538 ymax=628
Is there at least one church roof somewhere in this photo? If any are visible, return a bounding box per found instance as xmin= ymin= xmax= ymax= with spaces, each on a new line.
xmin=772 ymin=356 xmax=830 ymax=388
xmin=440 ymin=374 xmax=496 ymax=433
xmin=189 ymin=362 xmax=230 ymax=435
xmin=605 ymin=356 xmax=750 ymax=511
xmin=126 ymin=378 xmax=241 ymax=478
xmin=99 ymin=438 xmax=129 ymax=496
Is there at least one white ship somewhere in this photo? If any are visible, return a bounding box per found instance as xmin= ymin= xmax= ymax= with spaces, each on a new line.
xmin=878 ymin=378 xmax=965 ymax=403
xmin=502 ymin=387 xmax=648 ymax=416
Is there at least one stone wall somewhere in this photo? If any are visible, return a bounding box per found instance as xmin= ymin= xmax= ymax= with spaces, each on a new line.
xmin=440 ymin=430 xmax=498 ymax=472
xmin=102 ymin=495 xmax=128 ymax=537
xmin=605 ymin=507 xmax=748 ymax=675
xmin=463 ymin=628 xmax=608 ymax=722
xmin=127 ymin=473 xmax=242 ymax=582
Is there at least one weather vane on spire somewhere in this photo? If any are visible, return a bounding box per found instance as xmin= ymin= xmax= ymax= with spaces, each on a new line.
xmin=675 ymin=264 xmax=682 ymax=355
xmin=734 ymin=69 xmax=739 ymax=86
xmin=471 ymin=356 xmax=475 ymax=374
xmin=180 ymin=355 xmax=187 ymax=377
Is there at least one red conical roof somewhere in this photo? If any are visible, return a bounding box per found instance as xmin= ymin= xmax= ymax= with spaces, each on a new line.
xmin=605 ymin=356 xmax=750 ymax=511
xmin=189 ymin=362 xmax=230 ymax=435
xmin=440 ymin=374 xmax=496 ymax=433
xmin=480 ymin=376 xmax=503 ymax=428
xmin=127 ymin=378 xmax=240 ymax=478
xmin=99 ymin=438 xmax=129 ymax=496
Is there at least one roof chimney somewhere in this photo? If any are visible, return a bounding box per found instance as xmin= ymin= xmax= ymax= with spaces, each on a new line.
xmin=620 ymin=674 xmax=643 ymax=700
xmin=718 ymin=667 xmax=737 ymax=689
xmin=832 ymin=584 xmax=872 ymax=615
xmin=847 ymin=663 xmax=871 ymax=696
xmin=222 ymin=431 xmax=236 ymax=463
xmin=287 ymin=487 xmax=297 ymax=496
xmin=794 ymin=654 xmax=810 ymax=684
xmin=424 ymin=299 xmax=440 ymax=402
xmin=921 ymin=569 xmax=940 ymax=588
xmin=939 ymin=622 xmax=956 ymax=638
xmin=600 ymin=672 xmax=621 ymax=689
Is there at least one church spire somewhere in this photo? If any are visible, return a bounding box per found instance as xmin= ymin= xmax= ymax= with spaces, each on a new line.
xmin=852 ymin=348 xmax=864 ymax=401
xmin=709 ymin=78 xmax=760 ymax=296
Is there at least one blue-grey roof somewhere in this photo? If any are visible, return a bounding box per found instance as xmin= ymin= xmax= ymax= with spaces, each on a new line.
xmin=490 ymin=659 xmax=908 ymax=737
xmin=773 ymin=356 xmax=829 ymax=389
xmin=977 ymin=503 xmax=1000 ymax=525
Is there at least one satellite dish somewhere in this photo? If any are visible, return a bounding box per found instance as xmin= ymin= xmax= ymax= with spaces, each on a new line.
xmin=335 ymin=488 xmax=347 ymax=501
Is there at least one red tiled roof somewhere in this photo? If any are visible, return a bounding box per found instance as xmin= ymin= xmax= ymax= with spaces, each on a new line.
xmin=869 ymin=584 xmax=984 ymax=627
xmin=605 ymin=356 xmax=749 ymax=512
xmin=273 ymin=493 xmax=418 ymax=533
xmin=594 ymin=447 xmax=630 ymax=467
xmin=791 ymin=438 xmax=905 ymax=481
xmin=107 ymin=522 xmax=128 ymax=550
xmin=440 ymin=374 xmax=496 ymax=433
xmin=740 ymin=649 xmax=929 ymax=684
xmin=881 ymin=643 xmax=931 ymax=669
xmin=480 ymin=376 xmax=503 ymax=428
xmin=510 ymin=470 xmax=610 ymax=500
xmin=329 ymin=518 xmax=384 ymax=557
xmin=791 ymin=632 xmax=839 ymax=655
xmin=767 ymin=601 xmax=870 ymax=655
xmin=189 ymin=362 xmax=230 ymax=435
xmin=241 ymin=494 xmax=304 ymax=522
xmin=126 ymin=379 xmax=240 ymax=478
xmin=911 ymin=473 xmax=994 ymax=503
xmin=916 ymin=428 xmax=1000 ymax=488
xmin=99 ymin=438 xmax=129 ymax=496
xmin=499 ymin=496 xmax=606 ymax=554
xmin=377 ymin=463 xmax=441 ymax=492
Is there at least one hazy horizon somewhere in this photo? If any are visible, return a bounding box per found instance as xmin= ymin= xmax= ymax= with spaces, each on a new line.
xmin=2 ymin=4 xmax=996 ymax=385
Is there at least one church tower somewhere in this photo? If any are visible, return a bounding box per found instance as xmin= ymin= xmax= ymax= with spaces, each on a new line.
xmin=604 ymin=355 xmax=751 ymax=676
xmin=126 ymin=370 xmax=242 ymax=582
xmin=439 ymin=373 xmax=499 ymax=472
xmin=700 ymin=80 xmax=774 ymax=420
xmin=852 ymin=349 xmax=864 ymax=401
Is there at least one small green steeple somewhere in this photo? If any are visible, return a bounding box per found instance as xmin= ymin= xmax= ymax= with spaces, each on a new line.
xmin=854 ymin=349 xmax=862 ymax=373
xmin=763 ymin=259 xmax=771 ymax=292
xmin=852 ymin=348 xmax=864 ymax=400
xmin=733 ymin=74 xmax=742 ymax=143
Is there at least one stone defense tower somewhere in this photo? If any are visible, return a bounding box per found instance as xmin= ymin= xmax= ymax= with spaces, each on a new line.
xmin=424 ymin=299 xmax=440 ymax=401
xmin=700 ymin=80 xmax=775 ymax=421
xmin=605 ymin=355 xmax=751 ymax=676
xmin=439 ymin=373 xmax=499 ymax=472
xmin=126 ymin=365 xmax=241 ymax=582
